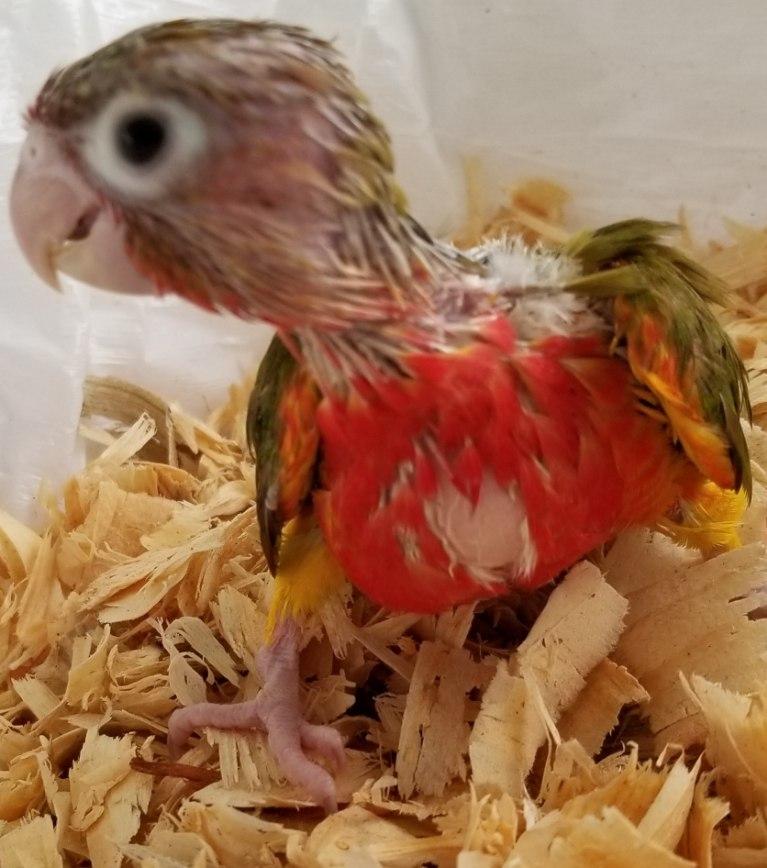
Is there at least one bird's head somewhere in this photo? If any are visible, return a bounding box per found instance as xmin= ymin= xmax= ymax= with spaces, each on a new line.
xmin=10 ymin=19 xmax=429 ymax=328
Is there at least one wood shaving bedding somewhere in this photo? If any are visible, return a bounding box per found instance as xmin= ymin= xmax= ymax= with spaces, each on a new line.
xmin=2 ymin=181 xmax=767 ymax=866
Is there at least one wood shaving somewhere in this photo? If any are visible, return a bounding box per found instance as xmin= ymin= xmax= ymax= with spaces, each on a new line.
xmin=396 ymin=642 xmax=487 ymax=799
xmin=605 ymin=533 xmax=767 ymax=749
xmin=685 ymin=675 xmax=767 ymax=819
xmin=3 ymin=182 xmax=767 ymax=865
xmin=557 ymin=660 xmax=649 ymax=756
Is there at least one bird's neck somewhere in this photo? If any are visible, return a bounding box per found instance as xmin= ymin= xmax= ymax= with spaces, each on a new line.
xmin=298 ymin=203 xmax=483 ymax=324
xmin=275 ymin=203 xmax=488 ymax=394
xmin=288 ymin=321 xmax=426 ymax=395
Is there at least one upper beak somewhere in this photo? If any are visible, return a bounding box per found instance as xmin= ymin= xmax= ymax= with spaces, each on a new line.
xmin=10 ymin=124 xmax=155 ymax=296
xmin=10 ymin=125 xmax=101 ymax=289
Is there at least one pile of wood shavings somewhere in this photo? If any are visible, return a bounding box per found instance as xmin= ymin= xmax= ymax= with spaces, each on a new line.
xmin=3 ymin=184 xmax=767 ymax=867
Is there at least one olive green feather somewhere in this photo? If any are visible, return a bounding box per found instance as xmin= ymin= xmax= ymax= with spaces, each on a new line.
xmin=563 ymin=219 xmax=751 ymax=496
xmin=247 ymin=334 xmax=306 ymax=574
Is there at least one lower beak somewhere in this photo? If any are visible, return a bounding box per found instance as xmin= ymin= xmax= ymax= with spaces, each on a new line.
xmin=10 ymin=126 xmax=101 ymax=289
xmin=10 ymin=124 xmax=154 ymax=296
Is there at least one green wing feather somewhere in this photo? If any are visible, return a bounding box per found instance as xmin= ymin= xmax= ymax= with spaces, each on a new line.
xmin=247 ymin=334 xmax=320 ymax=573
xmin=563 ymin=220 xmax=751 ymax=495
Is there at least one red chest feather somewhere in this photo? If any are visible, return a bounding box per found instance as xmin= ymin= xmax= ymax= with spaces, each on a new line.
xmin=314 ymin=319 xmax=691 ymax=613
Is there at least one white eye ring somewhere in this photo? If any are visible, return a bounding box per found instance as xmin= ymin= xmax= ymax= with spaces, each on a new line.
xmin=82 ymin=92 xmax=207 ymax=200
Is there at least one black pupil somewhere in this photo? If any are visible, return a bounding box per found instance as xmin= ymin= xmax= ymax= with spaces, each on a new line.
xmin=116 ymin=113 xmax=167 ymax=166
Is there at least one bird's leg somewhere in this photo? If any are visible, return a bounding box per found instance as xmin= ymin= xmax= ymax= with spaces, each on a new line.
xmin=167 ymin=619 xmax=345 ymax=812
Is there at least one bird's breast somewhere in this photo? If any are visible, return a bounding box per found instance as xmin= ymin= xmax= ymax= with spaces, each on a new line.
xmin=313 ymin=317 xmax=691 ymax=613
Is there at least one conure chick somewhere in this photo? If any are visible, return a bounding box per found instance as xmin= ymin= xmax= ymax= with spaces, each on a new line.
xmin=9 ymin=19 xmax=751 ymax=811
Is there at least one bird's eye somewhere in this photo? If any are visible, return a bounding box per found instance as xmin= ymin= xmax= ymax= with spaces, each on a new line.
xmin=116 ymin=112 xmax=168 ymax=166
xmin=82 ymin=94 xmax=207 ymax=200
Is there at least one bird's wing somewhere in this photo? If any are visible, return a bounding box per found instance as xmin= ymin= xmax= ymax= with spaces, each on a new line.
xmin=247 ymin=334 xmax=321 ymax=573
xmin=563 ymin=220 xmax=751 ymax=495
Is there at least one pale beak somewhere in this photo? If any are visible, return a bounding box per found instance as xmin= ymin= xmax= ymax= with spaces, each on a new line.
xmin=10 ymin=124 xmax=154 ymax=295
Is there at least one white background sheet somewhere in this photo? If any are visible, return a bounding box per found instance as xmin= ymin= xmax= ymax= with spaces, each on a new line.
xmin=2 ymin=0 xmax=767 ymax=524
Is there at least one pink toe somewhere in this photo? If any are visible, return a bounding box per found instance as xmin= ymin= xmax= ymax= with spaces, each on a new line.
xmin=167 ymin=707 xmax=196 ymax=759
xmin=300 ymin=723 xmax=347 ymax=772
xmin=268 ymin=727 xmax=338 ymax=812
xmin=167 ymin=700 xmax=265 ymax=757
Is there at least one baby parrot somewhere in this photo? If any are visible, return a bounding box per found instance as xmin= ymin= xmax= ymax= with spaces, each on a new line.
xmin=10 ymin=19 xmax=751 ymax=811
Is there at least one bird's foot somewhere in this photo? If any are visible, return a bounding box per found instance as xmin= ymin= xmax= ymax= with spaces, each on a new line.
xmin=167 ymin=619 xmax=345 ymax=812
